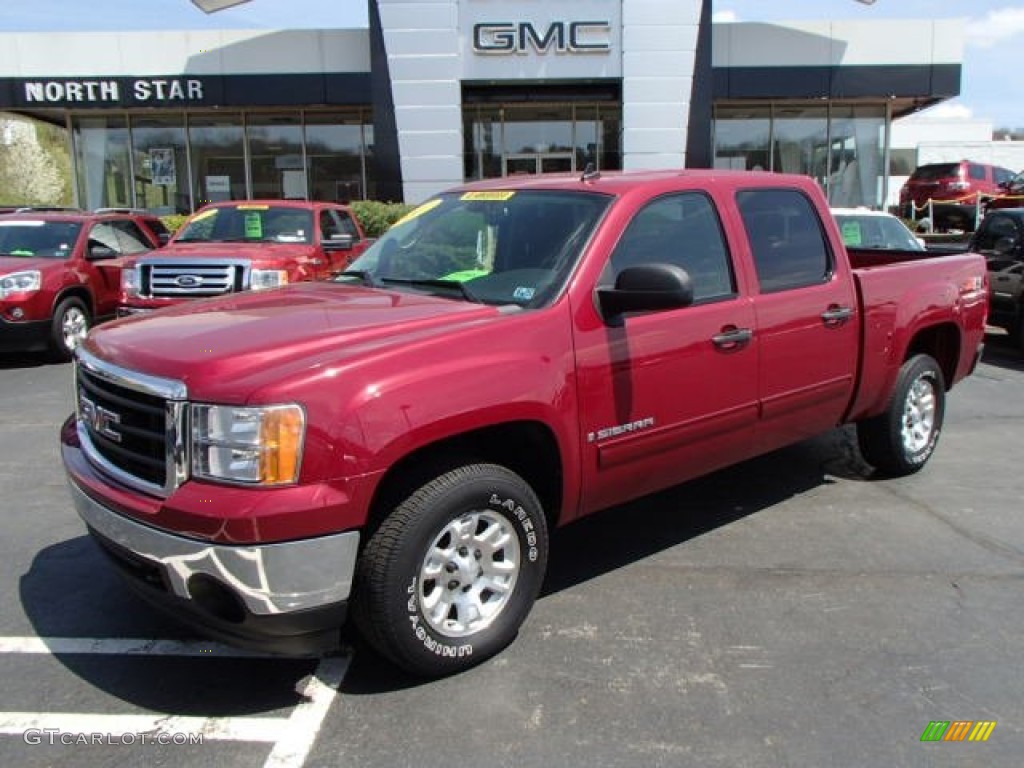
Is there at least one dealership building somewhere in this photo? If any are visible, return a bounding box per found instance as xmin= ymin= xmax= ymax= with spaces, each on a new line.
xmin=0 ymin=0 xmax=964 ymax=211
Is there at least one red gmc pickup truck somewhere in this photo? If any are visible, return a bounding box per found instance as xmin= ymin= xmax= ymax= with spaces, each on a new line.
xmin=61 ymin=170 xmax=987 ymax=678
xmin=117 ymin=199 xmax=370 ymax=315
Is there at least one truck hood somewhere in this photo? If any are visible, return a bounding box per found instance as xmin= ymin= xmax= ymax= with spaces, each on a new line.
xmin=0 ymin=255 xmax=68 ymax=275
xmin=140 ymin=241 xmax=315 ymax=264
xmin=85 ymin=282 xmax=509 ymax=397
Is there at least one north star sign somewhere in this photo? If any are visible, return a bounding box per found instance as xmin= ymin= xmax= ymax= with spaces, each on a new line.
xmin=22 ymin=78 xmax=205 ymax=105
xmin=472 ymin=21 xmax=611 ymax=54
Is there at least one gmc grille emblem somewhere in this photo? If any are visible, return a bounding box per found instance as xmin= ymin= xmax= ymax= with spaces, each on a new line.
xmin=79 ymin=392 xmax=122 ymax=443
xmin=175 ymin=274 xmax=202 ymax=287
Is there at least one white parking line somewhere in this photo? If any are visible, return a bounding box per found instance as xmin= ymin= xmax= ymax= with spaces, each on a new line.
xmin=263 ymin=656 xmax=349 ymax=768
xmin=0 ymin=636 xmax=349 ymax=768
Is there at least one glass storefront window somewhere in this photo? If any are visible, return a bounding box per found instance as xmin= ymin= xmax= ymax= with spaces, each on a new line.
xmin=305 ymin=111 xmax=368 ymax=202
xmin=713 ymin=106 xmax=770 ymax=171
xmin=188 ymin=113 xmax=245 ymax=206
xmin=598 ymin=105 xmax=622 ymax=173
xmin=131 ymin=116 xmax=189 ymax=214
xmin=573 ymin=106 xmax=599 ymax=172
xmin=502 ymin=105 xmax=574 ymax=175
xmin=827 ymin=105 xmax=885 ymax=208
xmin=247 ymin=112 xmax=305 ymax=200
xmin=773 ymin=105 xmax=829 ymax=188
xmin=73 ymin=116 xmax=131 ymax=210
xmin=464 ymin=105 xmax=503 ymax=181
xmin=463 ymin=103 xmax=620 ymax=181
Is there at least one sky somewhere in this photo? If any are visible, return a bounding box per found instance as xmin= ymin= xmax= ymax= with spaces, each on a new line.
xmin=1 ymin=0 xmax=1022 ymax=130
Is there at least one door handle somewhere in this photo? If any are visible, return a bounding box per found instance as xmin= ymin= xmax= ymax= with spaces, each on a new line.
xmin=821 ymin=305 xmax=854 ymax=327
xmin=712 ymin=327 xmax=753 ymax=350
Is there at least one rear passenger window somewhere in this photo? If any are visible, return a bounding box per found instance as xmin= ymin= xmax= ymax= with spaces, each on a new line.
xmin=969 ymin=164 xmax=986 ymax=181
xmin=737 ymin=188 xmax=832 ymax=293
xmin=608 ymin=192 xmax=735 ymax=303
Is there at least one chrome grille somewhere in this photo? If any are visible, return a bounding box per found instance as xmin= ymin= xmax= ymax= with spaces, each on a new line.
xmin=75 ymin=348 xmax=188 ymax=497
xmin=139 ymin=258 xmax=249 ymax=298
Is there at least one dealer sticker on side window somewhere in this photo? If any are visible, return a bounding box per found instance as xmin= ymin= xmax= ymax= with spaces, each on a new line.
xmin=512 ymin=286 xmax=535 ymax=301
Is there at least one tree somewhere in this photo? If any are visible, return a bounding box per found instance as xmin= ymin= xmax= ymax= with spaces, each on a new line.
xmin=0 ymin=114 xmax=73 ymax=206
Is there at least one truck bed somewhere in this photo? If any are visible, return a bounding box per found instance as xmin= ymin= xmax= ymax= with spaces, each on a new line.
xmin=846 ymin=250 xmax=988 ymax=422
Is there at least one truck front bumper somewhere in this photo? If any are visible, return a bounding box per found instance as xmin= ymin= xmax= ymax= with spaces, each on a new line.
xmin=68 ymin=478 xmax=359 ymax=655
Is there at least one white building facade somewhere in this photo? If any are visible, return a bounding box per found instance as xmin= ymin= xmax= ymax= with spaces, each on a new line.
xmin=0 ymin=1 xmax=964 ymax=210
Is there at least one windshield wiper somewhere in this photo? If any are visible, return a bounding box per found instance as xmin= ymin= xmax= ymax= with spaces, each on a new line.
xmin=334 ymin=269 xmax=379 ymax=287
xmin=380 ymin=277 xmax=481 ymax=303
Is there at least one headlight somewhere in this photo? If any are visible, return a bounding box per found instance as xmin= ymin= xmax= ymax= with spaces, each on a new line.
xmin=0 ymin=270 xmax=42 ymax=299
xmin=250 ymin=269 xmax=288 ymax=291
xmin=121 ymin=266 xmax=140 ymax=297
xmin=191 ymin=403 xmax=305 ymax=485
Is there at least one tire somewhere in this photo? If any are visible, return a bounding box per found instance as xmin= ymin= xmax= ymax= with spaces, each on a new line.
xmin=352 ymin=463 xmax=549 ymax=678
xmin=857 ymin=354 xmax=945 ymax=476
xmin=49 ymin=297 xmax=90 ymax=362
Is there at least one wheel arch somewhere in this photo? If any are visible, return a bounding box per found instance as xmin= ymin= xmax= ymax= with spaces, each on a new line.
xmin=363 ymin=420 xmax=564 ymax=541
xmin=52 ymin=285 xmax=95 ymax=317
xmin=904 ymin=322 xmax=961 ymax=391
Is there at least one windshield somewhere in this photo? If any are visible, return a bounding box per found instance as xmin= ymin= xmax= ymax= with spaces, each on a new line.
xmin=835 ymin=214 xmax=924 ymax=251
xmin=910 ymin=163 xmax=960 ymax=182
xmin=340 ymin=190 xmax=612 ymax=307
xmin=0 ymin=220 xmax=82 ymax=258
xmin=175 ymin=204 xmax=314 ymax=244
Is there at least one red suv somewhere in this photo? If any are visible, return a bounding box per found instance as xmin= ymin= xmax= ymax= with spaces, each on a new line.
xmin=0 ymin=208 xmax=165 ymax=360
xmin=899 ymin=160 xmax=1016 ymax=231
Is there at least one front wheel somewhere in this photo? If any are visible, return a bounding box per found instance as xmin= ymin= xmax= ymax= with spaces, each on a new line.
xmin=857 ymin=354 xmax=945 ymax=476
xmin=49 ymin=297 xmax=90 ymax=362
xmin=352 ymin=463 xmax=549 ymax=678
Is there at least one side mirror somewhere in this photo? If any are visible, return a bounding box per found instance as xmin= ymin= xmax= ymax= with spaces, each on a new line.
xmin=993 ymin=236 xmax=1020 ymax=256
xmin=87 ymin=242 xmax=117 ymax=260
xmin=596 ymin=263 xmax=694 ymax=322
xmin=323 ymin=233 xmax=354 ymax=251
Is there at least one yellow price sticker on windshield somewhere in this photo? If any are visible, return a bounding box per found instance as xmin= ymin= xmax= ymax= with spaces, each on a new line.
xmin=392 ymin=198 xmax=442 ymax=228
xmin=460 ymin=191 xmax=516 ymax=201
xmin=191 ymin=208 xmax=218 ymax=222
xmin=236 ymin=204 xmax=270 ymax=210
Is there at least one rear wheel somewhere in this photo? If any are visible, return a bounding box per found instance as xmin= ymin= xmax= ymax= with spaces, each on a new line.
xmin=352 ymin=462 xmax=549 ymax=677
xmin=49 ymin=298 xmax=90 ymax=361
xmin=857 ymin=354 xmax=945 ymax=476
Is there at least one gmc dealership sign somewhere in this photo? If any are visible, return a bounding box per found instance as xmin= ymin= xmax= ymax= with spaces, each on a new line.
xmin=473 ymin=21 xmax=611 ymax=54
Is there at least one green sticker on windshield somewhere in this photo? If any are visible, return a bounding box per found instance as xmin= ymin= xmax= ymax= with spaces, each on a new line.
xmin=840 ymin=220 xmax=862 ymax=246
xmin=244 ymin=212 xmax=263 ymax=239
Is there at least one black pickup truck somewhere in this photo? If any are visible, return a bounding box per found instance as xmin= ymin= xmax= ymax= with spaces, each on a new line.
xmin=968 ymin=209 xmax=1024 ymax=349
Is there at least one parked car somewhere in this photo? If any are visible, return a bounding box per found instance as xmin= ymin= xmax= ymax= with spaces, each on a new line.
xmin=968 ymin=208 xmax=1024 ymax=348
xmin=831 ymin=208 xmax=925 ymax=251
xmin=0 ymin=209 xmax=163 ymax=359
xmin=899 ymin=160 xmax=1016 ymax=232
xmin=118 ymin=200 xmax=371 ymax=315
xmin=62 ymin=169 xmax=987 ymax=678
xmin=983 ymin=170 xmax=1024 ymax=213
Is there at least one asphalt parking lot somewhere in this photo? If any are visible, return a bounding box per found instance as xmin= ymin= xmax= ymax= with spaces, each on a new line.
xmin=1 ymin=334 xmax=1023 ymax=768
